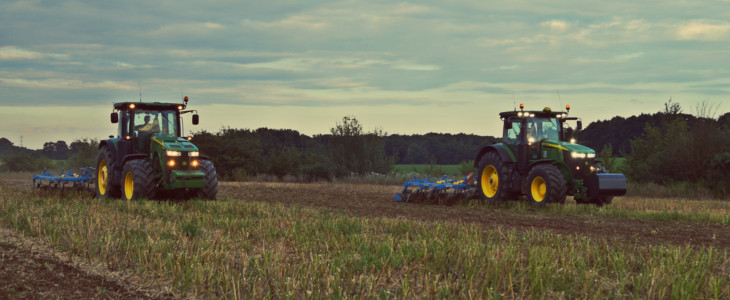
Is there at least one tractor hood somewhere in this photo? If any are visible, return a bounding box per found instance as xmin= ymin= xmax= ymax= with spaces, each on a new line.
xmin=542 ymin=140 xmax=595 ymax=154
xmin=151 ymin=134 xmax=199 ymax=152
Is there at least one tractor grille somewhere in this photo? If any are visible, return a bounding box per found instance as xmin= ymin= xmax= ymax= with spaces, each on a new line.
xmin=563 ymin=152 xmax=595 ymax=179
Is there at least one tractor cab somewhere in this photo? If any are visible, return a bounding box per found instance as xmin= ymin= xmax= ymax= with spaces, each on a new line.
xmin=96 ymin=96 xmax=217 ymax=201
xmin=499 ymin=105 xmax=591 ymax=164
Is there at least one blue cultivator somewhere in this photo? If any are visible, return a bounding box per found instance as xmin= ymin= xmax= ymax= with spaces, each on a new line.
xmin=32 ymin=167 xmax=96 ymax=190
xmin=395 ymin=174 xmax=476 ymax=204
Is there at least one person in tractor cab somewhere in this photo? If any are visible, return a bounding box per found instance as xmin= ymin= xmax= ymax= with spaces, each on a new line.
xmin=135 ymin=113 xmax=160 ymax=152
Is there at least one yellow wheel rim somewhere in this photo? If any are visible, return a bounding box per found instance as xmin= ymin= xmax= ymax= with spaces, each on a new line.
xmin=531 ymin=176 xmax=547 ymax=202
xmin=98 ymin=159 xmax=107 ymax=195
xmin=124 ymin=172 xmax=134 ymax=200
xmin=481 ymin=165 xmax=499 ymax=198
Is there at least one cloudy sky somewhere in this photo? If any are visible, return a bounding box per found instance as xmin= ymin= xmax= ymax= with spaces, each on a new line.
xmin=1 ymin=0 xmax=729 ymax=149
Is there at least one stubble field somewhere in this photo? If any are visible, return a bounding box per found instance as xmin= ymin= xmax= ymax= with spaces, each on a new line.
xmin=0 ymin=173 xmax=728 ymax=298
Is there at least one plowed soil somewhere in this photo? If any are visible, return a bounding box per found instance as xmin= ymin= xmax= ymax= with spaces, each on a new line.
xmin=1 ymin=178 xmax=728 ymax=298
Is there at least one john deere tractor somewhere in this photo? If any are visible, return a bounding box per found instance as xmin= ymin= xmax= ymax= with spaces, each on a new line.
xmin=95 ymin=96 xmax=218 ymax=201
xmin=474 ymin=104 xmax=626 ymax=206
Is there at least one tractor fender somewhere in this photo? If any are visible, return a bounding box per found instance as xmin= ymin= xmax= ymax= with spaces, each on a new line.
xmin=474 ymin=144 xmax=515 ymax=167
xmin=122 ymin=154 xmax=148 ymax=166
xmin=99 ymin=139 xmax=118 ymax=160
xmin=527 ymin=159 xmax=553 ymax=170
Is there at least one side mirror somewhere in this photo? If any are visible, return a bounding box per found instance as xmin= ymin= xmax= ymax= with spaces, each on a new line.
xmin=577 ymin=120 xmax=582 ymax=131
xmin=192 ymin=114 xmax=199 ymax=125
xmin=111 ymin=112 xmax=119 ymax=123
xmin=504 ymin=121 xmax=513 ymax=130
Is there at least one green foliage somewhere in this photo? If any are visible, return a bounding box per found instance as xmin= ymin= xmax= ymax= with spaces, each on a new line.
xmin=269 ymin=147 xmax=301 ymax=179
xmin=1 ymin=150 xmax=53 ymax=172
xmin=458 ymin=160 xmax=475 ymax=175
xmin=625 ymin=101 xmax=730 ymax=197
xmin=385 ymin=133 xmax=497 ymax=164
xmin=67 ymin=138 xmax=99 ymax=169
xmin=326 ymin=116 xmax=394 ymax=175
xmin=598 ymin=144 xmax=620 ymax=173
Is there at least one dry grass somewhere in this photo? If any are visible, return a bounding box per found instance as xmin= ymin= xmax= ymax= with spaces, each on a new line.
xmin=0 ymin=180 xmax=727 ymax=299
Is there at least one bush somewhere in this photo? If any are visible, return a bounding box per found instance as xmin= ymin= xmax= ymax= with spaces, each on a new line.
xmin=1 ymin=151 xmax=53 ymax=172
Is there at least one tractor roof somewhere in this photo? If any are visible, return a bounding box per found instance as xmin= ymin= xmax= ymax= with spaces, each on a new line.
xmin=499 ymin=106 xmax=569 ymax=119
xmin=113 ymin=101 xmax=186 ymax=111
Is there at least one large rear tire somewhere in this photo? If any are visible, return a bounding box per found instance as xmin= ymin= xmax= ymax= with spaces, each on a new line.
xmin=121 ymin=160 xmax=156 ymax=201
xmin=95 ymin=146 xmax=120 ymax=199
xmin=476 ymin=152 xmax=515 ymax=203
xmin=526 ymin=164 xmax=567 ymax=206
xmin=197 ymin=160 xmax=218 ymax=200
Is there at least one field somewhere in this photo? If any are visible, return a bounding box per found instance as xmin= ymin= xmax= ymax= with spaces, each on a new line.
xmin=392 ymin=164 xmax=465 ymax=177
xmin=0 ymin=173 xmax=729 ymax=298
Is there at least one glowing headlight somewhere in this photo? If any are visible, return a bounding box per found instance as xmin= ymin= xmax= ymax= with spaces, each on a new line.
xmin=189 ymin=151 xmax=199 ymax=157
xmin=518 ymin=112 xmax=524 ymax=117
xmin=191 ymin=160 xmax=199 ymax=167
xmin=587 ymin=153 xmax=596 ymax=158
xmin=166 ymin=150 xmax=182 ymax=157
xmin=570 ymin=138 xmax=576 ymax=144
xmin=571 ymin=152 xmax=590 ymax=159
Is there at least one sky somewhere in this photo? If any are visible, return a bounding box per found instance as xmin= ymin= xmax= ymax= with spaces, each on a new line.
xmin=1 ymin=0 xmax=729 ymax=149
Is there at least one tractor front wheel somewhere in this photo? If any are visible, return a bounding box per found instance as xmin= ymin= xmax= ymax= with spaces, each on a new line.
xmin=476 ymin=152 xmax=515 ymax=203
xmin=196 ymin=160 xmax=218 ymax=200
xmin=121 ymin=160 xmax=156 ymax=201
xmin=526 ymin=164 xmax=567 ymax=206
xmin=95 ymin=146 xmax=120 ymax=199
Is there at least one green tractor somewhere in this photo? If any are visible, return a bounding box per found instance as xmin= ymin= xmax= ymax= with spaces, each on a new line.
xmin=474 ymin=104 xmax=626 ymax=206
xmin=95 ymin=96 xmax=218 ymax=201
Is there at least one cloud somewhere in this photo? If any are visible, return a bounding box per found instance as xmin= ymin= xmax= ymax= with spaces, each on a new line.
xmin=675 ymin=21 xmax=730 ymax=41
xmin=0 ymin=46 xmax=69 ymax=60
xmin=541 ymin=20 xmax=570 ymax=32
xmin=0 ymin=77 xmax=132 ymax=90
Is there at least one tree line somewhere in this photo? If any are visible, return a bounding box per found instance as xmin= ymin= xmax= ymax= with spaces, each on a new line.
xmin=2 ymin=102 xmax=729 ymax=197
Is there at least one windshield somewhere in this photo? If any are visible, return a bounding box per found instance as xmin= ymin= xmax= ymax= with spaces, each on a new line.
xmin=526 ymin=117 xmax=560 ymax=143
xmin=132 ymin=109 xmax=179 ymax=137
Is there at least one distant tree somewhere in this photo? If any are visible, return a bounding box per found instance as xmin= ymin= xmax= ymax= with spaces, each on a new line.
xmin=2 ymin=150 xmax=52 ymax=172
xmin=328 ymin=116 xmax=393 ymax=174
xmin=42 ymin=140 xmax=69 ymax=160
xmin=404 ymin=142 xmax=429 ymax=164
xmin=663 ymin=98 xmax=682 ymax=115
xmin=67 ymin=138 xmax=99 ymax=168
xmin=269 ymin=146 xmax=301 ymax=179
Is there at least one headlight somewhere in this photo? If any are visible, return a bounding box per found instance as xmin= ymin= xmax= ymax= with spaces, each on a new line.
xmin=586 ymin=153 xmax=596 ymax=158
xmin=189 ymin=151 xmax=199 ymax=157
xmin=166 ymin=150 xmax=181 ymax=157
xmin=570 ymin=138 xmax=576 ymax=144
xmin=571 ymin=152 xmax=589 ymax=159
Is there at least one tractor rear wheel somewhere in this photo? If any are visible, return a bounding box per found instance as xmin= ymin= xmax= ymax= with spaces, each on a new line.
xmin=121 ymin=160 xmax=156 ymax=201
xmin=476 ymin=152 xmax=515 ymax=203
xmin=526 ymin=164 xmax=567 ymax=206
xmin=197 ymin=160 xmax=218 ymax=200
xmin=95 ymin=145 xmax=120 ymax=199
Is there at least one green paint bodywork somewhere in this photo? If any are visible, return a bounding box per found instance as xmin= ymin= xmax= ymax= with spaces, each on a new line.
xmin=111 ymin=101 xmax=206 ymax=192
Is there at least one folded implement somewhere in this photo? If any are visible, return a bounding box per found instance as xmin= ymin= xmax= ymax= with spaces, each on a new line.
xmin=32 ymin=167 xmax=97 ymax=190
xmin=395 ymin=174 xmax=476 ymax=204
